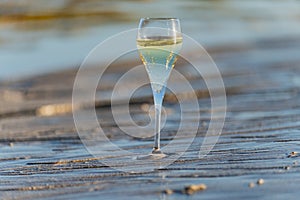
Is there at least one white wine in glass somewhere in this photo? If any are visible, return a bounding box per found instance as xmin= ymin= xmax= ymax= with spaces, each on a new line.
xmin=137 ymin=18 xmax=182 ymax=156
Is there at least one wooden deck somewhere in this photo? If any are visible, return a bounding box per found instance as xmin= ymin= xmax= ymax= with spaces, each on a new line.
xmin=1 ymin=37 xmax=300 ymax=199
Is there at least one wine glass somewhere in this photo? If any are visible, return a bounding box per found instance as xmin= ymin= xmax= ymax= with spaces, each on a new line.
xmin=137 ymin=18 xmax=182 ymax=157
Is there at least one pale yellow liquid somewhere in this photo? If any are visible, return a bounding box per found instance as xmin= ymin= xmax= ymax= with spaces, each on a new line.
xmin=137 ymin=36 xmax=182 ymax=92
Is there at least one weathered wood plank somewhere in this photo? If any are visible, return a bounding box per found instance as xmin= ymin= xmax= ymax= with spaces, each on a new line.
xmin=1 ymin=37 xmax=300 ymax=199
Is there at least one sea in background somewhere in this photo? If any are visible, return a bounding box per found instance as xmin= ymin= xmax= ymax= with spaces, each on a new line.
xmin=1 ymin=0 xmax=300 ymax=81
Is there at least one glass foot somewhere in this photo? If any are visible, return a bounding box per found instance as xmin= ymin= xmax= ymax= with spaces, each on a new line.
xmin=135 ymin=149 xmax=167 ymax=160
xmin=152 ymin=147 xmax=162 ymax=154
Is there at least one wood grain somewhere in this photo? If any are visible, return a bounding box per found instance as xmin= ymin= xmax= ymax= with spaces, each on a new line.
xmin=1 ymin=37 xmax=300 ymax=200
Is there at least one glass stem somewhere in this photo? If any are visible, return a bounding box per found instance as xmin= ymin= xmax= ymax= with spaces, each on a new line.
xmin=152 ymin=86 xmax=166 ymax=153
xmin=154 ymin=104 xmax=162 ymax=151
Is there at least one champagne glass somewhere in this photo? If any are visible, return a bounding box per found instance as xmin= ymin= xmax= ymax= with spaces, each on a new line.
xmin=137 ymin=18 xmax=182 ymax=156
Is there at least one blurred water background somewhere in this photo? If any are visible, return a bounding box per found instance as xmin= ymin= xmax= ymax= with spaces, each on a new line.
xmin=1 ymin=0 xmax=300 ymax=81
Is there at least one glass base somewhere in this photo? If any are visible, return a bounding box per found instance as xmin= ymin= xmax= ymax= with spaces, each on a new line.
xmin=135 ymin=148 xmax=167 ymax=160
xmin=152 ymin=147 xmax=162 ymax=154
